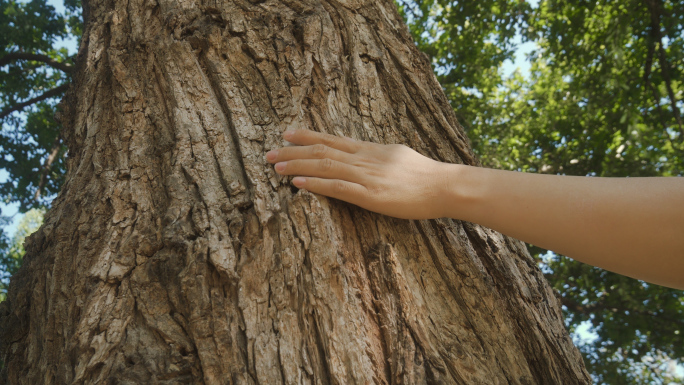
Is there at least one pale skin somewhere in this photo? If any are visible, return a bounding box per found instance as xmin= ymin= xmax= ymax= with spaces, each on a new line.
xmin=266 ymin=129 xmax=684 ymax=290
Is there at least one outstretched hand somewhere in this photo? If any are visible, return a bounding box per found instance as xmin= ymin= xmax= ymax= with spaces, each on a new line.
xmin=266 ymin=129 xmax=450 ymax=220
xmin=265 ymin=130 xmax=684 ymax=289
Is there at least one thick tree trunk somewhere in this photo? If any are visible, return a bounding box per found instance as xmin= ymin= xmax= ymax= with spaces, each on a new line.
xmin=0 ymin=0 xmax=591 ymax=383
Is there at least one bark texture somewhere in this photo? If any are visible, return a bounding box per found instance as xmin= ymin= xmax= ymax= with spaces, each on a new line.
xmin=0 ymin=0 xmax=591 ymax=383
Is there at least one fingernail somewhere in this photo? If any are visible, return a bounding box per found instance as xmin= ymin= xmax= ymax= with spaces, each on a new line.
xmin=275 ymin=162 xmax=287 ymax=172
xmin=284 ymin=130 xmax=295 ymax=140
xmin=292 ymin=177 xmax=306 ymax=187
xmin=266 ymin=150 xmax=278 ymax=162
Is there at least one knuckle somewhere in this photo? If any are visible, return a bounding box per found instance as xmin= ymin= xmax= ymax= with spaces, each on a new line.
xmin=323 ymin=135 xmax=340 ymax=147
xmin=320 ymin=158 xmax=334 ymax=172
xmin=367 ymin=184 xmax=384 ymax=196
xmin=311 ymin=144 xmax=328 ymax=158
xmin=332 ymin=180 xmax=347 ymax=194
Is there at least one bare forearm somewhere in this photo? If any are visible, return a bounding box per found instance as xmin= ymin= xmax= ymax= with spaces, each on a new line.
xmin=443 ymin=165 xmax=684 ymax=289
xmin=266 ymin=129 xmax=684 ymax=289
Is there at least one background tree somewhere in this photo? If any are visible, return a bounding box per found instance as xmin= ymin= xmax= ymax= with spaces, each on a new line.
xmin=0 ymin=0 xmax=80 ymax=210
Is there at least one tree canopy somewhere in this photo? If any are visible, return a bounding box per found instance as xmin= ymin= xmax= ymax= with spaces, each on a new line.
xmin=2 ymin=0 xmax=683 ymax=382
xmin=400 ymin=0 xmax=683 ymax=382
xmin=0 ymin=207 xmax=44 ymax=302
xmin=0 ymin=0 xmax=79 ymax=211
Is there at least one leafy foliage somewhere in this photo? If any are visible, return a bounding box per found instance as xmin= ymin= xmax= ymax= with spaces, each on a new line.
xmin=0 ymin=0 xmax=81 ymax=307
xmin=1 ymin=0 xmax=80 ymax=211
xmin=0 ymin=208 xmax=44 ymax=301
xmin=397 ymin=0 xmax=533 ymax=141
xmin=401 ymin=0 xmax=683 ymax=383
xmin=549 ymin=252 xmax=684 ymax=384
xmin=471 ymin=0 xmax=683 ymax=178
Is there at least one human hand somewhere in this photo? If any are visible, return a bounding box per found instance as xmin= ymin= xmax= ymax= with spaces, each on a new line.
xmin=266 ymin=129 xmax=451 ymax=220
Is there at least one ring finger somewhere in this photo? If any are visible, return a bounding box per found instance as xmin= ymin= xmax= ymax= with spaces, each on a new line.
xmin=267 ymin=144 xmax=355 ymax=165
xmin=275 ymin=158 xmax=367 ymax=185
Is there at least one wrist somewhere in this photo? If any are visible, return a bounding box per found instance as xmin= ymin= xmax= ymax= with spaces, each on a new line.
xmin=440 ymin=163 xmax=486 ymax=221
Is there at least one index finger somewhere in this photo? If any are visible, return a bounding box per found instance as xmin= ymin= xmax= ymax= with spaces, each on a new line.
xmin=284 ymin=129 xmax=361 ymax=154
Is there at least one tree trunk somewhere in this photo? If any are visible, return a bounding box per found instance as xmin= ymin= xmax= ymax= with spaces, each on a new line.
xmin=0 ymin=0 xmax=591 ymax=383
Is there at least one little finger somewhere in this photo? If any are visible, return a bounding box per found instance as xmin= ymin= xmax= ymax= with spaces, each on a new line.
xmin=292 ymin=177 xmax=368 ymax=206
xmin=275 ymin=158 xmax=367 ymax=185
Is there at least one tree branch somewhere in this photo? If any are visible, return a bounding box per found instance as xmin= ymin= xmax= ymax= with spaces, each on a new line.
xmin=561 ymin=296 xmax=603 ymax=315
xmin=656 ymin=43 xmax=684 ymax=137
xmin=647 ymin=82 xmax=675 ymax=147
xmin=34 ymin=135 xmax=62 ymax=201
xmin=642 ymin=4 xmax=676 ymax=146
xmin=0 ymin=83 xmax=70 ymax=120
xmin=643 ymin=38 xmax=655 ymax=86
xmin=645 ymin=0 xmax=684 ymax=137
xmin=0 ymin=52 xmax=73 ymax=74
xmin=562 ymin=295 xmax=681 ymax=326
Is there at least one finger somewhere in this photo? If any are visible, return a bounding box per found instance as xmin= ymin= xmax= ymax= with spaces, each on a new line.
xmin=267 ymin=143 xmax=355 ymax=164
xmin=284 ymin=129 xmax=361 ymax=154
xmin=292 ymin=176 xmax=368 ymax=205
xmin=275 ymin=158 xmax=366 ymax=185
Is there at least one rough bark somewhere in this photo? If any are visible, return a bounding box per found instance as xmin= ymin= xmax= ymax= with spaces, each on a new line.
xmin=0 ymin=0 xmax=591 ymax=384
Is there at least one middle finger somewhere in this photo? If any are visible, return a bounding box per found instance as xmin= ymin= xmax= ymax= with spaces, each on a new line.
xmin=267 ymin=144 xmax=355 ymax=165
xmin=274 ymin=158 xmax=367 ymax=185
